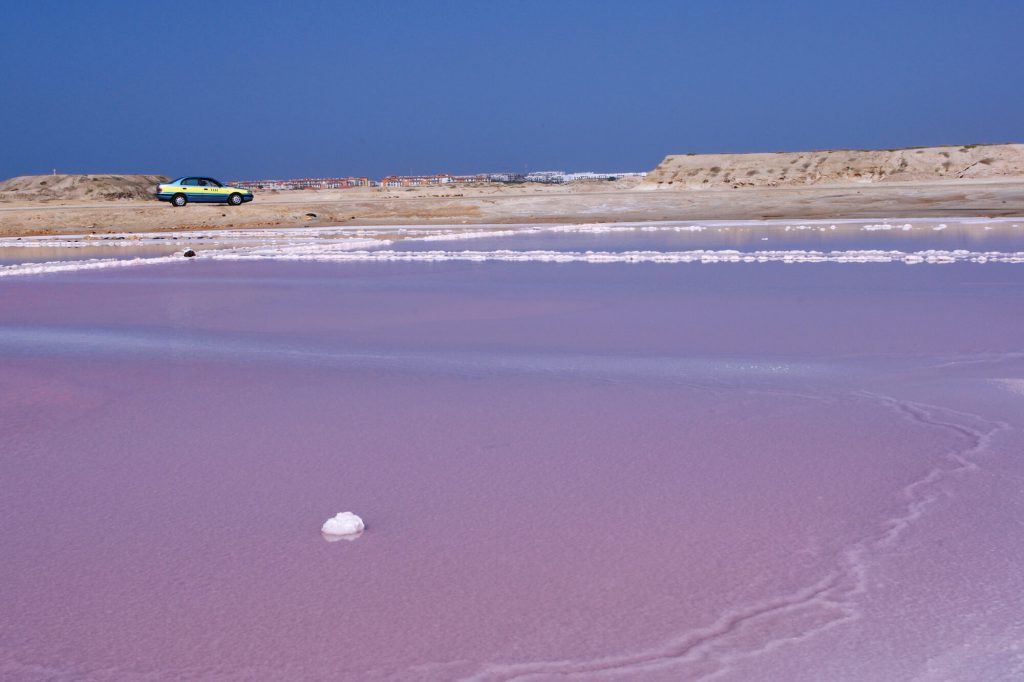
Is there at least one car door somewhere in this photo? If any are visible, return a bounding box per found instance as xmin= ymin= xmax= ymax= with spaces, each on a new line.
xmin=180 ymin=177 xmax=203 ymax=201
xmin=203 ymin=179 xmax=227 ymax=201
xmin=193 ymin=178 xmax=214 ymax=201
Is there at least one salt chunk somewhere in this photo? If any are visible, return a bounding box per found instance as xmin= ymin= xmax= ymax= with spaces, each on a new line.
xmin=321 ymin=512 xmax=365 ymax=536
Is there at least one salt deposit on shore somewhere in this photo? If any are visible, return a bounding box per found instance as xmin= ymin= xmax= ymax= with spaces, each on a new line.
xmin=204 ymin=247 xmax=1024 ymax=265
xmin=2 ymin=218 xmax=1024 ymax=277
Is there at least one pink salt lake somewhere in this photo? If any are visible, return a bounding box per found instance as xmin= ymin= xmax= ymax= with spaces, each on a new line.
xmin=3 ymin=227 xmax=1024 ymax=681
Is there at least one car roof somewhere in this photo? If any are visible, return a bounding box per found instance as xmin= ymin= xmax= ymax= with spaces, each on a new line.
xmin=171 ymin=177 xmax=226 ymax=184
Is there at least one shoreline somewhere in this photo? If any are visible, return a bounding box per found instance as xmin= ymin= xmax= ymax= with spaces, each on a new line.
xmin=3 ymin=217 xmax=1023 ymax=278
xmin=2 ymin=178 xmax=1024 ymax=237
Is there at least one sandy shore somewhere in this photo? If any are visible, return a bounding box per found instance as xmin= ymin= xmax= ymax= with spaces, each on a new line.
xmin=2 ymin=178 xmax=1024 ymax=237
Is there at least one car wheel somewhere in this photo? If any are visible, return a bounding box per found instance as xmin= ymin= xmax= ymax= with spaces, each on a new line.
xmin=228 ymin=193 xmax=243 ymax=206
xmin=172 ymin=193 xmax=187 ymax=207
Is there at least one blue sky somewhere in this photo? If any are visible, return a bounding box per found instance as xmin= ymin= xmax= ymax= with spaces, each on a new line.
xmin=1 ymin=1 xmax=1022 ymax=180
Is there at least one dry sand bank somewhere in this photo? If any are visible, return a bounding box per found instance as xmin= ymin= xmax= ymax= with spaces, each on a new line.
xmin=2 ymin=179 xmax=1024 ymax=237
xmin=0 ymin=174 xmax=167 ymax=202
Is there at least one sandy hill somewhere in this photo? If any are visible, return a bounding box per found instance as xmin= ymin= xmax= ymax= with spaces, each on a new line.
xmin=643 ymin=144 xmax=1024 ymax=189
xmin=0 ymin=174 xmax=168 ymax=201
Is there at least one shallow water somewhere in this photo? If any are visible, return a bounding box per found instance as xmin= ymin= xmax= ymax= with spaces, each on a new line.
xmin=3 ymin=228 xmax=1024 ymax=680
xmin=391 ymin=218 xmax=1024 ymax=253
xmin=3 ymin=218 xmax=1024 ymax=274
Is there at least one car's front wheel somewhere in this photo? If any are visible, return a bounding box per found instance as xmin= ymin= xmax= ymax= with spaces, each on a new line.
xmin=228 ymin=193 xmax=243 ymax=206
xmin=171 ymin=193 xmax=187 ymax=207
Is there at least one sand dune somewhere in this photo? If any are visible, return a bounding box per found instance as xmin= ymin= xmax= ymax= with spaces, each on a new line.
xmin=0 ymin=174 xmax=168 ymax=202
xmin=644 ymin=144 xmax=1024 ymax=189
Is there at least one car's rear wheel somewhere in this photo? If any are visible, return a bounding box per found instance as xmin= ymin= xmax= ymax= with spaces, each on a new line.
xmin=172 ymin=193 xmax=187 ymax=207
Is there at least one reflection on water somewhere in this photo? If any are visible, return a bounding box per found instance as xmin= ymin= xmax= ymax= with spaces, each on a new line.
xmin=321 ymin=531 xmax=363 ymax=543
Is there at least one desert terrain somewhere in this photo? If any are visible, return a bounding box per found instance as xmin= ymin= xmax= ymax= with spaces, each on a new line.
xmin=2 ymin=144 xmax=1023 ymax=237
xmin=645 ymin=143 xmax=1024 ymax=187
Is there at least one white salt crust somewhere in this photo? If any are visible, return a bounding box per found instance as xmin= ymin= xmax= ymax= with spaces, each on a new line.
xmin=206 ymin=247 xmax=1024 ymax=265
xmin=321 ymin=512 xmax=365 ymax=536
xmin=3 ymin=218 xmax=1024 ymax=276
xmin=5 ymin=247 xmax=1024 ymax=277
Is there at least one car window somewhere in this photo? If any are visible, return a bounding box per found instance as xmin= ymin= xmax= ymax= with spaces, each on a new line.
xmin=205 ymin=179 xmax=222 ymax=187
xmin=182 ymin=178 xmax=198 ymax=186
xmin=198 ymin=179 xmax=209 ymax=187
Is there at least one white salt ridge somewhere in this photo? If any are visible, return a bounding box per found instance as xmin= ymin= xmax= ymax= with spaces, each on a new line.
xmin=206 ymin=247 xmax=1024 ymax=265
xmin=0 ymin=238 xmax=386 ymax=277
xmin=5 ymin=217 xmax=1024 ymax=276
xmin=414 ymin=229 xmax=520 ymax=241
xmin=783 ymin=224 xmax=829 ymax=232
xmin=0 ymin=255 xmax=184 ymax=277
xmin=862 ymin=223 xmax=915 ymax=231
xmin=0 ymin=226 xmax=402 ymax=250
xmin=6 ymin=247 xmax=1024 ymax=277
xmin=548 ymin=224 xmax=642 ymax=233
xmin=3 ymin=217 xmax=1022 ymax=252
xmin=5 ymin=245 xmax=1024 ymax=278
xmin=4 ymin=217 xmax=1022 ymax=254
xmin=546 ymin=223 xmax=707 ymax=233
xmin=219 ymin=238 xmax=388 ymax=260
xmin=321 ymin=512 xmax=364 ymax=536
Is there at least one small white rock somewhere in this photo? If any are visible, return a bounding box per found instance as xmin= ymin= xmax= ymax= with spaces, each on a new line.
xmin=321 ymin=511 xmax=365 ymax=536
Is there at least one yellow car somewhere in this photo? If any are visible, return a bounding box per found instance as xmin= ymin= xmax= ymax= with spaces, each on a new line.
xmin=156 ymin=177 xmax=254 ymax=206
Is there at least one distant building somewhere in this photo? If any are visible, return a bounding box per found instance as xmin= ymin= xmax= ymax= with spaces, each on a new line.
xmin=233 ymin=179 xmax=289 ymax=190
xmin=486 ymin=172 xmax=526 ymax=183
xmin=232 ymin=177 xmax=375 ymax=190
xmin=231 ymin=169 xmax=647 ymax=191
xmin=519 ymin=170 xmax=648 ymax=184
xmin=452 ymin=174 xmax=488 ymax=184
xmin=525 ymin=171 xmax=567 ymax=184
xmin=379 ymin=174 xmax=459 ymax=188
